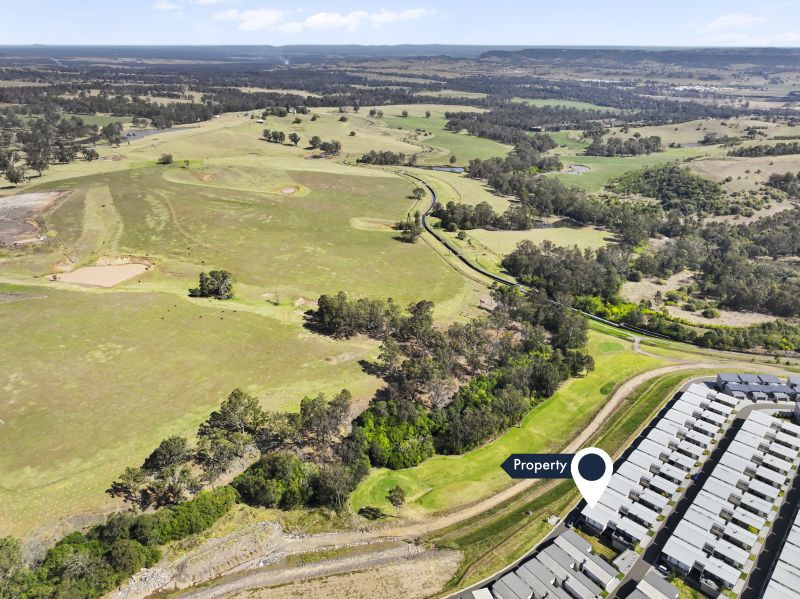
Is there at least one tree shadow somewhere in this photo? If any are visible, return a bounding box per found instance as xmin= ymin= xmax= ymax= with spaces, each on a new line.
xmin=358 ymin=359 xmax=383 ymax=377
xmin=358 ymin=506 xmax=388 ymax=521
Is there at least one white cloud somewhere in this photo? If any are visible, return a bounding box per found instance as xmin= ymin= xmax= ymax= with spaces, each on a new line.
xmin=153 ymin=0 xmax=180 ymax=10
xmin=238 ymin=8 xmax=285 ymax=30
xmin=275 ymin=21 xmax=304 ymax=33
xmin=368 ymin=8 xmax=435 ymax=26
xmin=195 ymin=0 xmax=236 ymax=4
xmin=212 ymin=8 xmax=239 ymax=21
xmin=304 ymin=11 xmax=369 ymax=31
xmin=699 ymin=13 xmax=766 ymax=33
xmin=210 ymin=6 xmax=435 ymax=34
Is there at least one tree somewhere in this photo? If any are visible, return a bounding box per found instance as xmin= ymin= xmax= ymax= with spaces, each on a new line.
xmin=401 ymin=110 xmax=409 ymax=118
xmin=0 ymin=536 xmax=23 ymax=597
xmin=309 ymin=135 xmax=322 ymax=149
xmin=107 ymin=467 xmax=148 ymax=508
xmin=82 ymin=148 xmax=99 ymax=161
xmin=288 ymin=132 xmax=301 ymax=146
xmin=412 ymin=187 xmax=425 ymax=200
xmin=386 ymin=485 xmax=405 ymax=517
xmin=189 ymin=270 xmax=234 ymax=299
xmin=4 ymin=165 xmax=24 ymax=186
xmin=449 ymin=155 xmax=457 ymax=165
xmin=142 ymin=436 xmax=189 ymax=472
xmin=425 ymin=111 xmax=431 ymax=118
xmin=157 ymin=153 xmax=173 ymax=165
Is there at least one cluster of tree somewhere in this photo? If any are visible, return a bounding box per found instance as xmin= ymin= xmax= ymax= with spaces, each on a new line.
xmin=728 ymin=141 xmax=800 ymax=157
xmin=466 ymin=158 xmax=663 ymax=246
xmin=0 ymin=486 xmax=236 ymax=599
xmin=309 ymin=288 xmax=593 ymax=469
xmin=396 ymin=210 xmax=424 ymax=243
xmin=609 ymin=164 xmax=727 ymax=216
xmin=432 ymin=200 xmax=537 ymax=231
xmin=308 ymin=137 xmax=342 ymax=154
xmin=585 ymin=134 xmax=662 ymax=156
xmin=357 ymin=150 xmax=414 ymax=166
xmin=502 ymin=241 xmax=628 ymax=301
xmin=634 ymin=209 xmax=800 ymax=317
xmin=699 ymin=132 xmax=741 ymax=146
xmin=0 ymin=113 xmax=105 ymax=183
xmin=766 ymin=171 xmax=800 ymax=197
xmin=189 ymin=270 xmax=234 ymax=300
xmin=445 ymin=104 xmax=617 ymax=144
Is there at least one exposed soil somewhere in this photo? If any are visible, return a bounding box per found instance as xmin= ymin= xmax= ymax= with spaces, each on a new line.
xmin=51 ymin=257 xmax=152 ymax=288
xmin=0 ymin=190 xmax=70 ymax=246
xmin=280 ymin=187 xmax=297 ymax=194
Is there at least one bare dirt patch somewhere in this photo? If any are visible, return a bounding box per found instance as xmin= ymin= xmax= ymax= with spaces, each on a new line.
xmin=236 ymin=549 xmax=461 ymax=599
xmin=0 ymin=292 xmax=47 ymax=304
xmin=664 ymin=305 xmax=776 ymax=326
xmin=0 ymin=191 xmax=70 ymax=246
xmin=52 ymin=257 xmax=152 ymax=288
xmin=622 ymin=270 xmax=694 ymax=304
xmin=280 ymin=186 xmax=297 ymax=195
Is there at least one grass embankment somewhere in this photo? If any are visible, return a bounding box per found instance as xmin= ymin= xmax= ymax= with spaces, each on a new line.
xmin=427 ymin=367 xmax=710 ymax=590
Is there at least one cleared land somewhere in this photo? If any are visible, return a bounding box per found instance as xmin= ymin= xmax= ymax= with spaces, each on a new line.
xmin=0 ymin=106 xmax=507 ymax=538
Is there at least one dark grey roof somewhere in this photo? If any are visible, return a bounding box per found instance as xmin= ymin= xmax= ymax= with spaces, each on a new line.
xmin=643 ymin=570 xmax=679 ymax=599
xmin=717 ymin=373 xmax=741 ymax=383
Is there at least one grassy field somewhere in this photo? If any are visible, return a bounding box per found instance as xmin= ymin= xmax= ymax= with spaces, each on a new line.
xmin=513 ymin=98 xmax=622 ymax=113
xmin=547 ymin=145 xmax=727 ymax=192
xmin=350 ymin=330 xmax=665 ymax=518
xmin=380 ymin=104 xmax=512 ymax=166
xmin=0 ymin=107 xmax=503 ymax=538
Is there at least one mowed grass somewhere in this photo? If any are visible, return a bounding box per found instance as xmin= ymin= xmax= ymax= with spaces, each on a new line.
xmin=350 ymin=331 xmax=665 ymax=517
xmin=0 ymin=108 xmax=496 ymax=537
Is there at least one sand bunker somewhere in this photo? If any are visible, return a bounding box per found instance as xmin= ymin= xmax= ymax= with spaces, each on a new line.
xmin=53 ymin=263 xmax=149 ymax=288
xmin=565 ymin=164 xmax=590 ymax=175
xmin=281 ymin=187 xmax=297 ymax=194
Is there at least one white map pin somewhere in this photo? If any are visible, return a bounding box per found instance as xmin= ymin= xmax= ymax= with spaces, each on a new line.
xmin=571 ymin=447 xmax=613 ymax=509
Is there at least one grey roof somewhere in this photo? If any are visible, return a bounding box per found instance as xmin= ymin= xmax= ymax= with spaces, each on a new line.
xmin=494 ymin=571 xmax=531 ymax=599
xmin=642 ymin=570 xmax=679 ymax=599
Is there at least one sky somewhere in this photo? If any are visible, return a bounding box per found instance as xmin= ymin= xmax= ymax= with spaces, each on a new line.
xmin=3 ymin=0 xmax=800 ymax=46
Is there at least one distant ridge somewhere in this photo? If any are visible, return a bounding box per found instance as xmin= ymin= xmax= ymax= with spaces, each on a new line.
xmin=479 ymin=47 xmax=800 ymax=68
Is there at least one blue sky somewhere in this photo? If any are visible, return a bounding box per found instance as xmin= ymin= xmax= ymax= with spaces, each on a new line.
xmin=3 ymin=0 xmax=800 ymax=46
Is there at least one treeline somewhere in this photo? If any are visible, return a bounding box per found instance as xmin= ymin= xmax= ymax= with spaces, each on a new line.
xmin=728 ymin=141 xmax=800 ymax=157
xmin=767 ymin=171 xmax=800 ymax=197
xmin=609 ymin=164 xmax=727 ymax=216
xmin=0 ymin=487 xmax=236 ymax=598
xmin=358 ymin=150 xmax=414 ymax=166
xmin=585 ymin=134 xmax=662 ymax=156
xmin=432 ymin=200 xmax=537 ymax=231
xmin=445 ymin=103 xmax=616 ymax=144
xmin=307 ymin=289 xmax=593 ymax=467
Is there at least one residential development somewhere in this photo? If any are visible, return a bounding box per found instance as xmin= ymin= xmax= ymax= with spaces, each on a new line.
xmin=465 ymin=374 xmax=800 ymax=599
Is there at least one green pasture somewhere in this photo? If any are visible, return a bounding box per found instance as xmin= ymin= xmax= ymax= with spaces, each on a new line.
xmin=0 ymin=107 xmax=493 ymax=537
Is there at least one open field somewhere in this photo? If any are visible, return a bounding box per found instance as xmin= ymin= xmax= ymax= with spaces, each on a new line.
xmin=547 ymin=144 xmax=728 ymax=192
xmin=350 ymin=331 xmax=665 ymax=518
xmin=513 ymin=97 xmax=621 ymax=112
xmin=0 ymin=106 xmax=502 ymax=538
xmin=380 ymin=104 xmax=512 ymax=166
